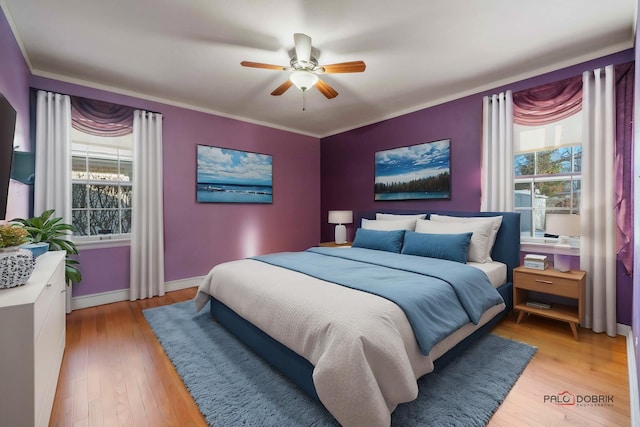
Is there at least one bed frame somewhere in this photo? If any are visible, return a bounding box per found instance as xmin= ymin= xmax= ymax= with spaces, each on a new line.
xmin=208 ymin=211 xmax=520 ymax=401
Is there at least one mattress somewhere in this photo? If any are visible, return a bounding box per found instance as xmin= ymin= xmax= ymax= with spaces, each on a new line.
xmin=468 ymin=260 xmax=507 ymax=287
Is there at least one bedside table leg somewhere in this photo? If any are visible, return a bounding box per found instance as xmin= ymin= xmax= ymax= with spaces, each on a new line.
xmin=569 ymin=322 xmax=578 ymax=340
xmin=516 ymin=311 xmax=526 ymax=324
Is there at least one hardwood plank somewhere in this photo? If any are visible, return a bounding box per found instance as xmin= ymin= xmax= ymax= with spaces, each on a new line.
xmin=49 ymin=288 xmax=630 ymax=427
xmin=489 ymin=313 xmax=629 ymax=426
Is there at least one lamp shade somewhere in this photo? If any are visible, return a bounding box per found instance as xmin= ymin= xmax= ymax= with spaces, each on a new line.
xmin=545 ymin=214 xmax=581 ymax=237
xmin=289 ymin=70 xmax=319 ymax=91
xmin=328 ymin=210 xmax=353 ymax=225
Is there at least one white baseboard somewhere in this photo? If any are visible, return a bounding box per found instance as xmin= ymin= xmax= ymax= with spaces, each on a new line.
xmin=628 ymin=330 xmax=640 ymax=427
xmin=165 ymin=276 xmax=205 ymax=292
xmin=620 ymin=323 xmax=633 ymax=336
xmin=69 ymin=275 xmax=205 ymax=311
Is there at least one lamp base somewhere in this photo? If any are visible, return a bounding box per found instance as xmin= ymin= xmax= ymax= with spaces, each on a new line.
xmin=553 ymin=253 xmax=571 ymax=272
xmin=334 ymin=224 xmax=347 ymax=244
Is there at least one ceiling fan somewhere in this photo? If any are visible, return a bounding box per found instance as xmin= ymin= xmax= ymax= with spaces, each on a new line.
xmin=241 ymin=33 xmax=366 ymax=109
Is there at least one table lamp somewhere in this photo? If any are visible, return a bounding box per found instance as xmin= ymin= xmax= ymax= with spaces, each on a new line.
xmin=545 ymin=213 xmax=580 ymax=272
xmin=328 ymin=210 xmax=353 ymax=244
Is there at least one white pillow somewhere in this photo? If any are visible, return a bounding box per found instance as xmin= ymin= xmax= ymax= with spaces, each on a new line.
xmin=415 ymin=219 xmax=495 ymax=263
xmin=376 ymin=213 xmax=427 ymax=221
xmin=362 ymin=218 xmax=417 ymax=231
xmin=429 ymin=214 xmax=503 ymax=260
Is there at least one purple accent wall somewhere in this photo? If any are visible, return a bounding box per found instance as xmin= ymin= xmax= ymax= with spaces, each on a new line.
xmin=633 ymin=2 xmax=640 ymax=403
xmin=29 ymin=75 xmax=320 ymax=296
xmin=321 ymin=49 xmax=635 ymax=326
xmin=0 ymin=6 xmax=30 ymax=219
xmin=0 ymin=8 xmax=28 ymax=144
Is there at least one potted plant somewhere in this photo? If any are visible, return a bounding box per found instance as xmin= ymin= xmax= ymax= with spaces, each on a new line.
xmin=13 ymin=209 xmax=82 ymax=284
xmin=0 ymin=221 xmax=35 ymax=289
xmin=0 ymin=221 xmax=29 ymax=250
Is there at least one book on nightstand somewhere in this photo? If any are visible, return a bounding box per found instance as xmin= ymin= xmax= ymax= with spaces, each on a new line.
xmin=524 ymin=254 xmax=548 ymax=270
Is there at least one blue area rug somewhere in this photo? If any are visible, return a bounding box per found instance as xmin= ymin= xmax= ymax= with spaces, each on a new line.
xmin=143 ymin=300 xmax=536 ymax=426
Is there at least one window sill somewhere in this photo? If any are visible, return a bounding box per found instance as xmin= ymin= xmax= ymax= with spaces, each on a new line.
xmin=521 ymin=241 xmax=579 ymax=256
xmin=73 ymin=237 xmax=131 ymax=250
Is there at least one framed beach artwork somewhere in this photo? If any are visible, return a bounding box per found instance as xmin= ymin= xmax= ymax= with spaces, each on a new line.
xmin=196 ymin=144 xmax=273 ymax=204
xmin=374 ymin=139 xmax=451 ymax=201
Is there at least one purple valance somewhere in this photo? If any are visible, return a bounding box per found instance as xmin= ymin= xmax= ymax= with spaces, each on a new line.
xmin=71 ymin=96 xmax=135 ymax=137
xmin=513 ymin=76 xmax=583 ymax=126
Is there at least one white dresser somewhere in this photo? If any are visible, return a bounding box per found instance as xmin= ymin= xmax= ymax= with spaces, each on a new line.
xmin=0 ymin=251 xmax=66 ymax=427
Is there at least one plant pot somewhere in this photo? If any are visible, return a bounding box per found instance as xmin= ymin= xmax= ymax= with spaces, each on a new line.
xmin=20 ymin=242 xmax=50 ymax=258
xmin=0 ymin=249 xmax=35 ymax=289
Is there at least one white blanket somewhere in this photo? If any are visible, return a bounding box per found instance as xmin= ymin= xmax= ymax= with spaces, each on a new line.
xmin=195 ymin=259 xmax=504 ymax=426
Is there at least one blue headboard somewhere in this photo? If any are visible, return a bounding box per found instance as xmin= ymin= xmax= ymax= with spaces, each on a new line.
xmin=356 ymin=210 xmax=521 ymax=283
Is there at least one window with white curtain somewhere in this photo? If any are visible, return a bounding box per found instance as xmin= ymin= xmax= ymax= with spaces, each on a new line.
xmin=71 ymin=126 xmax=133 ymax=238
xmin=513 ymin=111 xmax=582 ymax=239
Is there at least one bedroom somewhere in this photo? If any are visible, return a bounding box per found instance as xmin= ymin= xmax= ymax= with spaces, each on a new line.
xmin=0 ymin=1 xmax=637 ymax=426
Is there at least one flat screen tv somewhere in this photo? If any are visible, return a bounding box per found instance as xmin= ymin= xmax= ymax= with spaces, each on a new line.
xmin=0 ymin=93 xmax=17 ymax=220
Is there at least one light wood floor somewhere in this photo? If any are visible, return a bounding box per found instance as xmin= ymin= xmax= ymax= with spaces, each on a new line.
xmin=49 ymin=288 xmax=631 ymax=427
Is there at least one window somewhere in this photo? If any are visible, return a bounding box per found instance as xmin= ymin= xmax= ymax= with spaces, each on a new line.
xmin=513 ymin=112 xmax=581 ymax=239
xmin=71 ymin=127 xmax=133 ymax=238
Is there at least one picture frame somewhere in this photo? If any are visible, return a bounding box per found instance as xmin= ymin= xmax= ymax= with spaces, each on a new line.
xmin=196 ymin=144 xmax=273 ymax=204
xmin=374 ymin=138 xmax=451 ymax=201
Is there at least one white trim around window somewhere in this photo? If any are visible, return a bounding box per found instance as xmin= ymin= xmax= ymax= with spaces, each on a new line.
xmin=73 ymin=235 xmax=131 ymax=250
xmin=520 ymin=239 xmax=580 ymax=256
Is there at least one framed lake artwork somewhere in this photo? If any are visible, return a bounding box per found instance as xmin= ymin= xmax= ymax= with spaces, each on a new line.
xmin=197 ymin=145 xmax=273 ymax=204
xmin=374 ymin=139 xmax=451 ymax=201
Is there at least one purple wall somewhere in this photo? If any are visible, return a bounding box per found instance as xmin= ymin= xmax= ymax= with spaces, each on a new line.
xmin=321 ymin=49 xmax=635 ymax=326
xmin=0 ymin=6 xmax=30 ymax=219
xmin=0 ymin=8 xmax=28 ymax=147
xmin=633 ymin=2 xmax=640 ymax=404
xmin=29 ymin=75 xmax=321 ymax=296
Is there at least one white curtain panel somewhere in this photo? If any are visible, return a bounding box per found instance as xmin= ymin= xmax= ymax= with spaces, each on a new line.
xmin=130 ymin=110 xmax=165 ymax=300
xmin=480 ymin=91 xmax=514 ymax=212
xmin=34 ymin=91 xmax=72 ymax=222
xmin=581 ymin=65 xmax=617 ymax=336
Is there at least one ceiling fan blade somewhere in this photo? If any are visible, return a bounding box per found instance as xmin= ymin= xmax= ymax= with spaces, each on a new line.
xmin=241 ymin=61 xmax=287 ymax=71
xmin=321 ymin=61 xmax=366 ymax=73
xmin=293 ymin=33 xmax=312 ymax=63
xmin=271 ymin=80 xmax=293 ymax=96
xmin=315 ymin=78 xmax=338 ymax=99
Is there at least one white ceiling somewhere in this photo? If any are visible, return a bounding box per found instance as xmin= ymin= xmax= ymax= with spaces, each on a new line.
xmin=1 ymin=0 xmax=636 ymax=138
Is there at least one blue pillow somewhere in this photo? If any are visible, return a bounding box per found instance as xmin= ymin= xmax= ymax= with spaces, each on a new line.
xmin=352 ymin=228 xmax=405 ymax=253
xmin=401 ymin=231 xmax=472 ymax=263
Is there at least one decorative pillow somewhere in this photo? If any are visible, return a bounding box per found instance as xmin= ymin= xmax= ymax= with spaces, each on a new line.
xmin=429 ymin=214 xmax=503 ymax=261
xmin=376 ymin=213 xmax=427 ymax=221
xmin=362 ymin=218 xmax=417 ymax=231
xmin=351 ymin=228 xmax=405 ymax=253
xmin=401 ymin=231 xmax=472 ymax=263
xmin=415 ymin=219 xmax=495 ymax=263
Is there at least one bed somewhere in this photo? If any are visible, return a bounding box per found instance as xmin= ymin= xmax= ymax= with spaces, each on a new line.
xmin=195 ymin=211 xmax=520 ymax=426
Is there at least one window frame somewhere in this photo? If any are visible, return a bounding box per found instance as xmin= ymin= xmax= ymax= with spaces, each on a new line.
xmin=70 ymin=130 xmax=134 ymax=245
xmin=513 ymin=119 xmax=582 ymax=247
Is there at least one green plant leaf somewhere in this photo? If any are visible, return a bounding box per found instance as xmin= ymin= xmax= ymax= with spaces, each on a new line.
xmin=14 ymin=209 xmax=82 ymax=284
xmin=65 ymin=264 xmax=82 ymax=284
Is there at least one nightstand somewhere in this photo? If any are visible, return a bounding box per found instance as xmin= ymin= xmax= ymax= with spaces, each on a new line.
xmin=513 ymin=266 xmax=586 ymax=340
xmin=319 ymin=241 xmax=352 ymax=248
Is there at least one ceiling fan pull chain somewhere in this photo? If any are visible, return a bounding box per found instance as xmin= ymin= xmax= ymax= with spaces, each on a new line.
xmin=302 ymin=90 xmax=307 ymax=111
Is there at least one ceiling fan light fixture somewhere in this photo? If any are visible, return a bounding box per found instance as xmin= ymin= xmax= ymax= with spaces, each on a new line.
xmin=289 ymin=70 xmax=318 ymax=91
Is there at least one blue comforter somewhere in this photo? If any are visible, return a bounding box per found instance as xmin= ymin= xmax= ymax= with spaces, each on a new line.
xmin=252 ymin=247 xmax=504 ymax=355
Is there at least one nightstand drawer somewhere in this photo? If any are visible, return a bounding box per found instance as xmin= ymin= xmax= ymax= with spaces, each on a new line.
xmin=513 ymin=271 xmax=579 ymax=298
